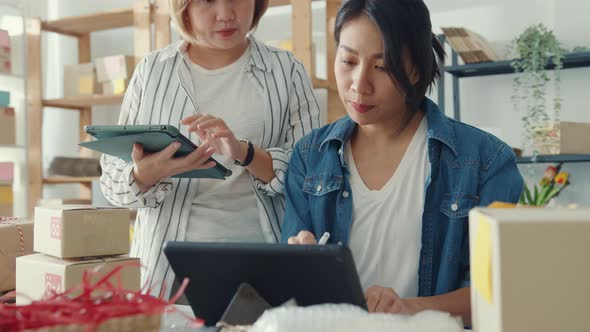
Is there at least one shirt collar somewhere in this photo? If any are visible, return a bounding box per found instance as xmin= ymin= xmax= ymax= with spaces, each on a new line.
xmin=319 ymin=98 xmax=458 ymax=156
xmin=160 ymin=35 xmax=272 ymax=73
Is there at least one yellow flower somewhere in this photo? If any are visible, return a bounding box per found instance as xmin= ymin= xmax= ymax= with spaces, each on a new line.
xmin=555 ymin=172 xmax=569 ymax=185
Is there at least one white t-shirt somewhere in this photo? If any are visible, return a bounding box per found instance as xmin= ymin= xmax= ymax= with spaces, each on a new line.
xmin=185 ymin=44 xmax=265 ymax=243
xmin=347 ymin=118 xmax=429 ymax=298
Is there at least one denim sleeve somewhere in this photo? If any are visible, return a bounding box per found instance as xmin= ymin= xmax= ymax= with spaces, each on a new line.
xmin=461 ymin=144 xmax=524 ymax=287
xmin=280 ymin=141 xmax=313 ymax=243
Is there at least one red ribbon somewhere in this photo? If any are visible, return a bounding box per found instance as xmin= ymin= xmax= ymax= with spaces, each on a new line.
xmin=0 ymin=217 xmax=25 ymax=255
xmin=0 ymin=261 xmax=204 ymax=331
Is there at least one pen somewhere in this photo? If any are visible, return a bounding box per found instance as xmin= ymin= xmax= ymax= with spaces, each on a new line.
xmin=317 ymin=232 xmax=330 ymax=245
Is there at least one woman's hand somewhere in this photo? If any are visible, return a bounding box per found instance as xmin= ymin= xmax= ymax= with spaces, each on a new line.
xmin=181 ymin=114 xmax=248 ymax=163
xmin=131 ymin=141 xmax=216 ymax=192
xmin=287 ymin=230 xmax=317 ymax=245
xmin=364 ymin=285 xmax=419 ymax=314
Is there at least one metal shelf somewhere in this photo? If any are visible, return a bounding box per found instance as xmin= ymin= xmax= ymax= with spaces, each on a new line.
xmin=516 ymin=154 xmax=590 ymax=164
xmin=445 ymin=51 xmax=590 ymax=78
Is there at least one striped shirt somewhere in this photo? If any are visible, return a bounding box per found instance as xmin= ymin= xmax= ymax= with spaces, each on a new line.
xmin=99 ymin=36 xmax=320 ymax=298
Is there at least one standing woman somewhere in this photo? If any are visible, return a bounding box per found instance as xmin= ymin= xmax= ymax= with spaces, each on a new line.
xmin=282 ymin=0 xmax=522 ymax=325
xmin=100 ymin=0 xmax=320 ymax=298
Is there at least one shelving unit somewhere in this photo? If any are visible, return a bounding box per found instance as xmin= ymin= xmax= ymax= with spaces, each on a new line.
xmin=26 ymin=0 xmax=171 ymax=216
xmin=0 ymin=1 xmax=27 ymax=218
xmin=439 ymin=37 xmax=590 ymax=165
xmin=22 ymin=0 xmax=342 ymax=216
xmin=268 ymin=0 xmax=345 ymax=122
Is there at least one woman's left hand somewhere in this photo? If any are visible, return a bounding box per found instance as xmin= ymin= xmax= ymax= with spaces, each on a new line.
xmin=181 ymin=114 xmax=247 ymax=162
xmin=364 ymin=285 xmax=420 ymax=314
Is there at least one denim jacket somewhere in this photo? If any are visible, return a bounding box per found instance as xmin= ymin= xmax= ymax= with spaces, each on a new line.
xmin=281 ymin=98 xmax=524 ymax=297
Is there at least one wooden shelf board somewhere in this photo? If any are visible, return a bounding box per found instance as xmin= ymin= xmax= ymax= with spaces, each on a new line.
xmin=42 ymin=8 xmax=135 ymax=36
xmin=43 ymin=176 xmax=99 ymax=184
xmin=43 ymin=95 xmax=124 ymax=109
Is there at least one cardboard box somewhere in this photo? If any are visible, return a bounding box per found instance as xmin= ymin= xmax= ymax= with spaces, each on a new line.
xmin=0 ymin=220 xmax=34 ymax=292
xmin=16 ymin=254 xmax=140 ymax=304
xmin=469 ymin=208 xmax=590 ymax=332
xmin=559 ymin=121 xmax=590 ymax=154
xmin=64 ymin=63 xmax=101 ymax=97
xmin=95 ymin=55 xmax=135 ymax=83
xmin=0 ymin=107 xmax=15 ymax=146
xmin=39 ymin=198 xmax=92 ymax=206
xmin=0 ymin=90 xmax=9 ymax=107
xmin=101 ymin=78 xmax=130 ymax=95
xmin=34 ymin=205 xmax=130 ymax=259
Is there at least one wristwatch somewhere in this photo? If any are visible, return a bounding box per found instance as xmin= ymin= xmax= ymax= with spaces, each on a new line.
xmin=234 ymin=139 xmax=255 ymax=167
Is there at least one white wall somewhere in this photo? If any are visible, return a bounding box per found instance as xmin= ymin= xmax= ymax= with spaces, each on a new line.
xmin=33 ymin=0 xmax=590 ymax=207
xmin=425 ymin=0 xmax=590 ymax=206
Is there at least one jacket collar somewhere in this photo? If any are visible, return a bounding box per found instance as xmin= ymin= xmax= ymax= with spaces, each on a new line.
xmin=159 ymin=35 xmax=272 ymax=73
xmin=319 ymin=98 xmax=458 ymax=156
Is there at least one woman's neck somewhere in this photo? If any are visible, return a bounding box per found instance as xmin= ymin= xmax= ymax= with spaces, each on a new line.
xmin=353 ymin=106 xmax=424 ymax=147
xmin=186 ymin=38 xmax=249 ymax=70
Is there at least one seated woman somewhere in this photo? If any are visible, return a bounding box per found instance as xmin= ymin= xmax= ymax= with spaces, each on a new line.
xmin=281 ymin=0 xmax=523 ymax=325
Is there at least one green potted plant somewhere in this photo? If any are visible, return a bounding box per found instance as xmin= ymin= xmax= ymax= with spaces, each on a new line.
xmin=510 ymin=24 xmax=564 ymax=155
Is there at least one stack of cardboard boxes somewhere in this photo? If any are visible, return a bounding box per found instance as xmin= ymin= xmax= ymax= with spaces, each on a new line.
xmin=16 ymin=205 xmax=140 ymax=304
xmin=63 ymin=55 xmax=134 ymax=98
xmin=0 ymin=218 xmax=34 ymax=294
xmin=95 ymin=55 xmax=135 ymax=95
xmin=63 ymin=63 xmax=101 ymax=97
xmin=0 ymin=28 xmax=11 ymax=74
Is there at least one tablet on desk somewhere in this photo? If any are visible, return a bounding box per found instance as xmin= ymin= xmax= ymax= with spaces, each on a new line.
xmin=163 ymin=242 xmax=367 ymax=326
xmin=79 ymin=124 xmax=232 ymax=179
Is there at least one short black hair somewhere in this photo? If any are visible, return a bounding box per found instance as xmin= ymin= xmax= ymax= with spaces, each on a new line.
xmin=334 ymin=0 xmax=445 ymax=110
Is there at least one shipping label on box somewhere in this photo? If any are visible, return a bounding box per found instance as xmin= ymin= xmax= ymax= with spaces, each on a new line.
xmin=16 ymin=254 xmax=140 ymax=304
xmin=34 ymin=205 xmax=130 ymax=259
xmin=95 ymin=55 xmax=135 ymax=83
xmin=0 ymin=220 xmax=34 ymax=292
xmin=64 ymin=63 xmax=100 ymax=97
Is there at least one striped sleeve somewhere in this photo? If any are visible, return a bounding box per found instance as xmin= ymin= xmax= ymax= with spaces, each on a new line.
xmin=99 ymin=56 xmax=173 ymax=208
xmin=257 ymin=57 xmax=320 ymax=197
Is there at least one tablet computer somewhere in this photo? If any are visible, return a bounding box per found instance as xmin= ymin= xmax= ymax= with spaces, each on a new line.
xmin=163 ymin=242 xmax=367 ymax=326
xmin=79 ymin=124 xmax=232 ymax=179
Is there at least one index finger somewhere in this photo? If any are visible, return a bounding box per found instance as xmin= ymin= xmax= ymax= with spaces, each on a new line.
xmin=180 ymin=114 xmax=203 ymax=125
